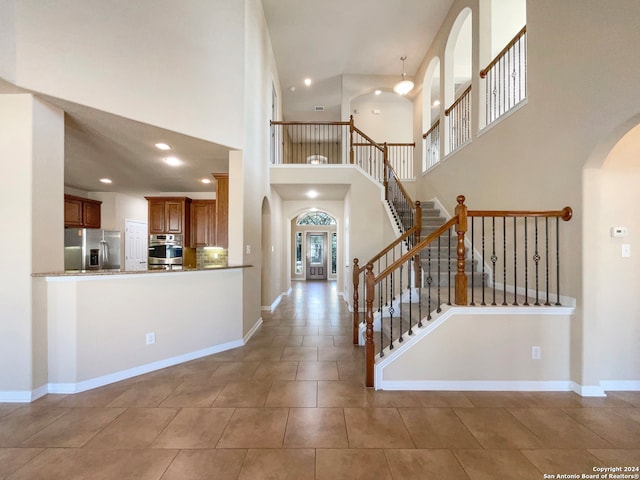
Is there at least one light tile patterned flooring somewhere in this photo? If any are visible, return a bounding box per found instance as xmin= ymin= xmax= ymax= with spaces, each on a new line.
xmin=1 ymin=281 xmax=639 ymax=479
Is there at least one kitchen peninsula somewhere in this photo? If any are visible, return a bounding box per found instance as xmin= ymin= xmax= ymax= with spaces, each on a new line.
xmin=33 ymin=264 xmax=255 ymax=395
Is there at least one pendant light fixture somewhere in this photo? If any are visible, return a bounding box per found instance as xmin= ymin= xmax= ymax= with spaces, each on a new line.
xmin=393 ymin=56 xmax=414 ymax=96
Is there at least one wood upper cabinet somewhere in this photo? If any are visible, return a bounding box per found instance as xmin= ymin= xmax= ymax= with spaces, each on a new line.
xmin=213 ymin=174 xmax=229 ymax=248
xmin=64 ymin=194 xmax=102 ymax=228
xmin=145 ymin=197 xmax=191 ymax=240
xmin=190 ymin=200 xmax=216 ymax=247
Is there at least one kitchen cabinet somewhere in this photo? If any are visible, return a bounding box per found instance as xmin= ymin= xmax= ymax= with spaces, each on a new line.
xmin=64 ymin=194 xmax=102 ymax=228
xmin=213 ymin=174 xmax=229 ymax=248
xmin=190 ymin=200 xmax=216 ymax=247
xmin=145 ymin=197 xmax=192 ymax=240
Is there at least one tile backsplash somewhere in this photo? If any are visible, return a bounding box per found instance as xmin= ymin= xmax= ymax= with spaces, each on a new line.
xmin=196 ymin=247 xmax=228 ymax=268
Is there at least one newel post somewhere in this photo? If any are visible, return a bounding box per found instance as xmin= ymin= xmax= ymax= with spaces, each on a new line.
xmin=365 ymin=263 xmax=375 ymax=388
xmin=454 ymin=195 xmax=468 ymax=305
xmin=414 ymin=201 xmax=422 ymax=285
xmin=349 ymin=115 xmax=355 ymax=165
xmin=352 ymin=258 xmax=360 ymax=345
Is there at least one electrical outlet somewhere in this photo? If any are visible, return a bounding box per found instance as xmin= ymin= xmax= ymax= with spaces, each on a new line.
xmin=531 ymin=346 xmax=541 ymax=360
xmin=146 ymin=332 xmax=155 ymax=345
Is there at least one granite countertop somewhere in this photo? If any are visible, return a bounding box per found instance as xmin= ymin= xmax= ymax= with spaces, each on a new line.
xmin=32 ymin=265 xmax=252 ymax=277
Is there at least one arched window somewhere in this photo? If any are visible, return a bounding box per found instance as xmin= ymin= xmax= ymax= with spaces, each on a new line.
xmin=297 ymin=211 xmax=336 ymax=225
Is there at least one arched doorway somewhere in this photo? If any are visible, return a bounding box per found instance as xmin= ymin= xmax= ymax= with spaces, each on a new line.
xmin=292 ymin=210 xmax=337 ymax=281
xmin=582 ymin=118 xmax=640 ymax=390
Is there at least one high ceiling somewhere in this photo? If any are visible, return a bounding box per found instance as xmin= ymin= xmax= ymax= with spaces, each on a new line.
xmin=1 ymin=0 xmax=455 ymax=196
xmin=263 ymin=0 xmax=454 ymax=120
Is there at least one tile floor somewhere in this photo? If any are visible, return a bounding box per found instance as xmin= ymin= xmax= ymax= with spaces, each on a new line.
xmin=1 ymin=281 xmax=639 ymax=479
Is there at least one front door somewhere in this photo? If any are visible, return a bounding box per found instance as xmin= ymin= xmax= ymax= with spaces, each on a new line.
xmin=306 ymin=232 xmax=327 ymax=280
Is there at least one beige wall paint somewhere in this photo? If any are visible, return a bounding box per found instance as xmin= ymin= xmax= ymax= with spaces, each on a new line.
xmin=45 ymin=270 xmax=244 ymax=384
xmin=0 ymin=94 xmax=63 ymax=394
xmin=0 ymin=0 xmax=16 ymax=82
xmin=410 ymin=0 xmax=640 ymax=388
xmin=11 ymin=0 xmax=245 ymax=148
xmin=586 ymin=124 xmax=640 ymax=382
xmin=351 ymin=92 xmax=413 ymax=143
xmin=382 ymin=313 xmax=571 ymax=383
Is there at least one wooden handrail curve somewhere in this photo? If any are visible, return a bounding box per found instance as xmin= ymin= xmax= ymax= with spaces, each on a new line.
xmin=444 ymin=85 xmax=472 ymax=117
xmin=480 ymin=26 xmax=527 ymax=79
xmin=422 ymin=119 xmax=440 ymax=139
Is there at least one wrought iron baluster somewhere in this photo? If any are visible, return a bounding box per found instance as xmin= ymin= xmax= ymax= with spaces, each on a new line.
xmin=556 ymin=217 xmax=561 ymax=306
xmin=408 ymin=258 xmax=413 ymax=335
xmin=378 ymin=282 xmax=384 ymax=357
xmin=524 ymin=217 xmax=529 ymax=306
xmin=502 ymin=216 xmax=507 ymax=306
xmin=437 ymin=235 xmax=442 ymax=313
xmin=545 ymin=217 xmax=551 ymax=306
xmin=481 ymin=217 xmax=486 ymax=305
xmin=427 ymin=243 xmax=433 ymax=321
xmin=447 ymin=228 xmax=452 ymax=306
xmin=534 ymin=217 xmax=540 ymax=306
xmin=398 ymin=264 xmax=403 ymax=343
xmin=513 ymin=216 xmax=518 ymax=305
xmin=491 ymin=217 xmax=497 ymax=306
xmin=471 ymin=217 xmax=475 ymax=305
xmin=389 ymin=272 xmax=394 ymax=350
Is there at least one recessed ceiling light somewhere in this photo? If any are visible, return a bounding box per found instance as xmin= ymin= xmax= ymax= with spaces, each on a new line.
xmin=155 ymin=142 xmax=171 ymax=150
xmin=201 ymin=178 xmax=212 ymax=184
xmin=164 ymin=156 xmax=182 ymax=167
xmin=309 ymin=207 xmax=318 ymax=212
xmin=304 ymin=78 xmax=312 ymax=86
xmin=374 ymin=89 xmax=382 ymax=95
xmin=307 ymin=190 xmax=318 ymax=198
xmin=432 ymin=100 xmax=441 ymax=107
xmin=99 ymin=178 xmax=112 ymax=184
xmin=289 ymin=86 xmax=296 ymax=92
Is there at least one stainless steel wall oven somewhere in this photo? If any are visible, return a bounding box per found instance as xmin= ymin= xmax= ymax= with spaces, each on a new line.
xmin=148 ymin=234 xmax=183 ymax=269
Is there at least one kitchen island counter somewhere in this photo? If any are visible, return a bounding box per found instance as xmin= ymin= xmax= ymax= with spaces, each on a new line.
xmin=33 ymin=264 xmax=252 ymax=278
xmin=33 ymin=263 xmax=258 ymax=396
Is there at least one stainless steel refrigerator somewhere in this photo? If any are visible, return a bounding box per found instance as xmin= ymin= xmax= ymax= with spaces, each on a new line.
xmin=64 ymin=228 xmax=121 ymax=271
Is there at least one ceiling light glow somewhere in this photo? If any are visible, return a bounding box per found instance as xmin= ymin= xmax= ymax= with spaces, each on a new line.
xmin=393 ymin=56 xmax=414 ymax=96
xmin=99 ymin=178 xmax=112 ymax=184
xmin=201 ymin=178 xmax=212 ymax=184
xmin=304 ymin=78 xmax=312 ymax=86
xmin=374 ymin=89 xmax=382 ymax=96
xmin=155 ymin=142 xmax=171 ymax=150
xmin=164 ymin=156 xmax=182 ymax=167
xmin=432 ymin=100 xmax=441 ymax=107
xmin=307 ymin=190 xmax=318 ymax=198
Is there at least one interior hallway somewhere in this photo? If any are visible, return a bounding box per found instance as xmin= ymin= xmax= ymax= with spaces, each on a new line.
xmin=0 ymin=281 xmax=639 ymax=479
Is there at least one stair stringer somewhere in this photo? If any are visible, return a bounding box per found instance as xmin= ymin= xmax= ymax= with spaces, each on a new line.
xmin=374 ymin=304 xmax=576 ymax=392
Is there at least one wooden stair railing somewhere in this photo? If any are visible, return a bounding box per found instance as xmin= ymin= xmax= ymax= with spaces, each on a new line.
xmin=362 ymin=195 xmax=573 ymax=387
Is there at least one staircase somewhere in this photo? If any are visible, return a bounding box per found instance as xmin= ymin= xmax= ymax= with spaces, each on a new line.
xmin=389 ymin=198 xmax=486 ymax=287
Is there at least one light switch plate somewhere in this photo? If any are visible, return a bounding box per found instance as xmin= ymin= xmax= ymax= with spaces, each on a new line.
xmin=622 ymin=244 xmax=631 ymax=258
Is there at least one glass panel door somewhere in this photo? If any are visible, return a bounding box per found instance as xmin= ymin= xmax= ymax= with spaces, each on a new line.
xmin=306 ymin=232 xmax=327 ymax=280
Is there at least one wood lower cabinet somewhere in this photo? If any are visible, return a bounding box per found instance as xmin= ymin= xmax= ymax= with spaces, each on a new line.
xmin=190 ymin=200 xmax=216 ymax=247
xmin=145 ymin=197 xmax=191 ymax=241
xmin=64 ymin=194 xmax=102 ymax=228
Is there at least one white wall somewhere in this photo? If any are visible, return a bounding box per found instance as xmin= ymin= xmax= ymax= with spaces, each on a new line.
xmin=0 ymin=94 xmax=64 ymax=397
xmin=11 ymin=0 xmax=246 ymax=148
xmin=44 ymin=270 xmax=243 ymax=386
xmin=381 ymin=313 xmax=571 ymax=384
xmin=352 ymin=92 xmax=413 ymax=143
xmin=0 ymin=0 xmax=16 ymax=82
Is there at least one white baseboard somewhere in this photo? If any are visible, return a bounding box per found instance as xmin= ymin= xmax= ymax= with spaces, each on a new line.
xmin=46 ymin=339 xmax=244 ymax=395
xmin=571 ymin=383 xmax=607 ymax=397
xmin=600 ymin=380 xmax=640 ymax=391
xmin=0 ymin=384 xmax=49 ymax=403
xmin=243 ymin=317 xmax=263 ymax=344
xmin=378 ymin=380 xmax=575 ymax=392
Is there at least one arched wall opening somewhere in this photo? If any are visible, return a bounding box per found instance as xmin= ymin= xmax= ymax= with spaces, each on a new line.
xmin=582 ymin=117 xmax=640 ymax=388
xmin=444 ymin=8 xmax=472 ymax=155
xmin=261 ymin=196 xmax=272 ymax=308
xmin=422 ymin=57 xmax=441 ymax=172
